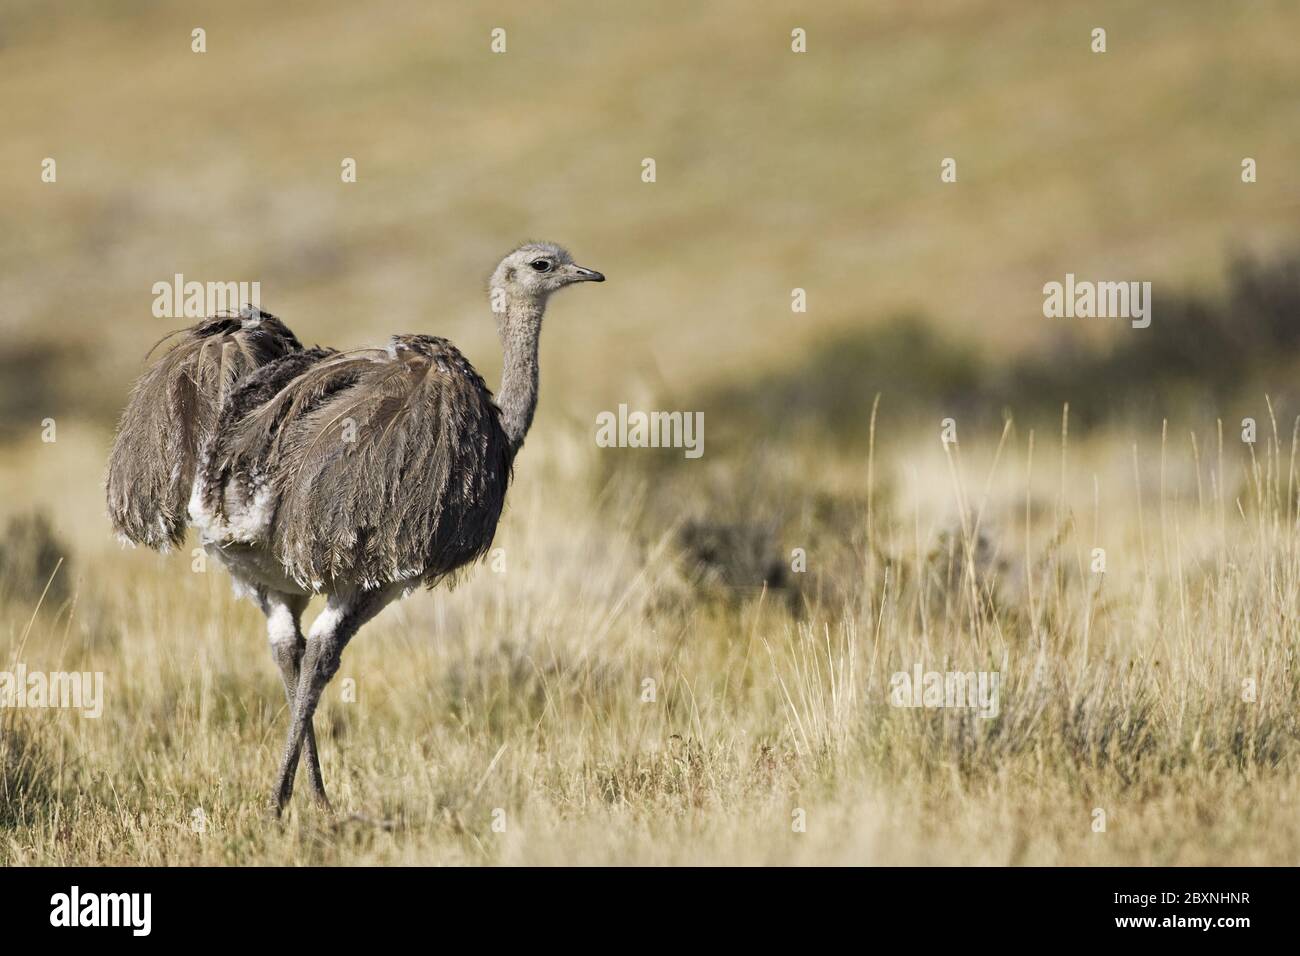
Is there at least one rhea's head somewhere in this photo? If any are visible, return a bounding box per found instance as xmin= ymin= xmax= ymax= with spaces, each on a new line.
xmin=490 ymin=242 xmax=604 ymax=311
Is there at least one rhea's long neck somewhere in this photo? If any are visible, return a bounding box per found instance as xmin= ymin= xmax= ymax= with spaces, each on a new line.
xmin=497 ymin=296 xmax=545 ymax=454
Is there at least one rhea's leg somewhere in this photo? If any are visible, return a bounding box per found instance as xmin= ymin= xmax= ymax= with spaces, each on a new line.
xmin=271 ymin=586 xmax=399 ymax=815
xmin=262 ymin=592 xmax=328 ymax=810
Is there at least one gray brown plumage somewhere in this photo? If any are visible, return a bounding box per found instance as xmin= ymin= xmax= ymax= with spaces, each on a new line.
xmin=105 ymin=242 xmax=604 ymax=814
xmin=105 ymin=310 xmax=301 ymax=549
xmin=199 ymin=336 xmax=513 ymax=591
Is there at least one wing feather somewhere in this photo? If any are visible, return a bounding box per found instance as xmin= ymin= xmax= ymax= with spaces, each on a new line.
xmin=264 ymin=335 xmax=513 ymax=590
xmin=105 ymin=312 xmax=302 ymax=549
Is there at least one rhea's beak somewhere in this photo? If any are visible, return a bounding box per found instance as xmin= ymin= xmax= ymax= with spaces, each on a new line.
xmin=568 ymin=264 xmax=605 ymax=283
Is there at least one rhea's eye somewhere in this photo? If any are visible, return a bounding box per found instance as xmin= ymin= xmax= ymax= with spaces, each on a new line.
xmin=530 ymin=259 xmax=552 ymax=273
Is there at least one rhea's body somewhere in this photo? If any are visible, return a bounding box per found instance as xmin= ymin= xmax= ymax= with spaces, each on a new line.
xmin=188 ymin=334 xmax=511 ymax=598
xmin=105 ymin=242 xmax=604 ymax=812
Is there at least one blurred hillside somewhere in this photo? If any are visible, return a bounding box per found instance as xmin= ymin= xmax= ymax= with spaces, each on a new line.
xmin=701 ymin=249 xmax=1300 ymax=443
xmin=1 ymin=0 xmax=1299 ymax=440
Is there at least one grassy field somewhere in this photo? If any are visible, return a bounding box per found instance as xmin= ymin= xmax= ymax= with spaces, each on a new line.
xmin=4 ymin=405 xmax=1300 ymax=865
xmin=3 ymin=1 xmax=1300 ymax=865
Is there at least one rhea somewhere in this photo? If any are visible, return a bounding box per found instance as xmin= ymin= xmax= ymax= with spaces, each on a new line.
xmin=106 ymin=242 xmax=604 ymax=813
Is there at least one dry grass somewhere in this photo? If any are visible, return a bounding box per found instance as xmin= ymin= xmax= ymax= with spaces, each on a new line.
xmin=2 ymin=406 xmax=1298 ymax=865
